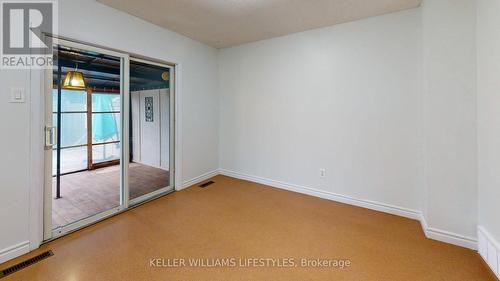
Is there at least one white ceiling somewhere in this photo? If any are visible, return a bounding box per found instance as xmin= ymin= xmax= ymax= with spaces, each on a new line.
xmin=97 ymin=0 xmax=422 ymax=49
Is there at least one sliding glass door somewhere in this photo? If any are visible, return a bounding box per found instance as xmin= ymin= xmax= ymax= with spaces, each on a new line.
xmin=44 ymin=39 xmax=175 ymax=240
xmin=45 ymin=39 xmax=129 ymax=239
xmin=128 ymin=58 xmax=174 ymax=205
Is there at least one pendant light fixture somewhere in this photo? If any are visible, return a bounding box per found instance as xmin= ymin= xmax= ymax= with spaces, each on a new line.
xmin=63 ymin=63 xmax=86 ymax=90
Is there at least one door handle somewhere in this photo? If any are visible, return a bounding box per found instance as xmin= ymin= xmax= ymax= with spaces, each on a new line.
xmin=45 ymin=126 xmax=57 ymax=149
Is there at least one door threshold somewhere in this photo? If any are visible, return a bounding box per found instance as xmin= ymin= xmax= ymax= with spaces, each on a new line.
xmin=44 ymin=187 xmax=175 ymax=243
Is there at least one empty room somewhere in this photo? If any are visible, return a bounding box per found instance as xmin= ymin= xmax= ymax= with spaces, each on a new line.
xmin=0 ymin=0 xmax=499 ymax=280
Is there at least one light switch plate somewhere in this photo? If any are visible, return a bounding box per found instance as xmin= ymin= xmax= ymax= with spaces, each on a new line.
xmin=10 ymin=87 xmax=25 ymax=103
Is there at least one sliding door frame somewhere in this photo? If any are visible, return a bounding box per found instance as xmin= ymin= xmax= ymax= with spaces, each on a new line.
xmin=30 ymin=34 xmax=182 ymax=250
xmin=43 ymin=38 xmax=131 ymax=240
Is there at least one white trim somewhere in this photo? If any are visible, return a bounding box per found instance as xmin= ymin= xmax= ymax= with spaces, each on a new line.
xmin=129 ymin=187 xmax=174 ymax=206
xmin=42 ymin=66 xmax=53 ymax=241
xmin=173 ymin=63 xmax=183 ymax=191
xmin=478 ymin=226 xmax=500 ymax=279
xmin=29 ymin=68 xmax=45 ymax=251
xmin=51 ymin=206 xmax=124 ymax=238
xmin=420 ymin=216 xmax=477 ymax=250
xmin=479 ymin=226 xmax=500 ymax=253
xmin=219 ymin=169 xmax=478 ymax=250
xmin=131 ymin=57 xmax=174 ymax=69
xmin=57 ymin=38 xmax=131 ymax=61
xmin=219 ymin=169 xmax=421 ymax=220
xmin=121 ymin=55 xmax=131 ymax=209
xmin=181 ymin=170 xmax=220 ymax=190
xmin=28 ymin=32 xmax=54 ymax=253
xmin=0 ymin=241 xmax=30 ymax=264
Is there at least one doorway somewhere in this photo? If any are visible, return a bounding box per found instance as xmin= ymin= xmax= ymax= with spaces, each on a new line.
xmin=44 ymin=39 xmax=175 ymax=240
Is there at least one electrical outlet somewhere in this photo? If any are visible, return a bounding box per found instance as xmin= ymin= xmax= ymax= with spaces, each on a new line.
xmin=319 ymin=169 xmax=326 ymax=178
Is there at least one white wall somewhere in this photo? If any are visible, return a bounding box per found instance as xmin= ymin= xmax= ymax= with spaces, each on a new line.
xmin=477 ymin=0 xmax=500 ymax=244
xmin=57 ymin=1 xmax=219 ymax=182
xmin=219 ymin=9 xmax=423 ymax=212
xmin=0 ymin=70 xmax=31 ymax=261
xmin=0 ymin=0 xmax=490 ymax=264
xmin=421 ymin=0 xmax=477 ymax=239
xmin=0 ymin=0 xmax=219 ymax=261
xmin=219 ymin=3 xmax=481 ymax=244
xmin=131 ymin=89 xmax=170 ymax=170
xmin=138 ymin=90 xmax=162 ymax=167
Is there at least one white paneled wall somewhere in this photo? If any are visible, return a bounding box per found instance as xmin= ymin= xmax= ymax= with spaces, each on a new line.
xmin=478 ymin=227 xmax=500 ymax=279
xmin=131 ymin=89 xmax=170 ymax=170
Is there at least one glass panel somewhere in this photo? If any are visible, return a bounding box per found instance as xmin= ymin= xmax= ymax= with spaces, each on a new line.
xmin=51 ymin=43 xmax=122 ymax=232
xmin=60 ymin=113 xmax=87 ymax=147
xmin=92 ymin=113 xmax=120 ymax=143
xmin=53 ymin=89 xmax=87 ymax=112
xmin=52 ymin=90 xmax=58 ymax=112
xmin=129 ymin=60 xmax=171 ymax=201
xmin=53 ymin=146 xmax=88 ymax=174
xmin=52 ymin=113 xmax=57 ymax=132
xmin=92 ymin=93 xmax=120 ymax=112
xmin=92 ymin=142 xmax=121 ymax=163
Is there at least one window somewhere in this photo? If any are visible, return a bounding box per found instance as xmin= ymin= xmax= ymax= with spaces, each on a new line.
xmin=91 ymin=92 xmax=121 ymax=164
xmin=52 ymin=89 xmax=121 ymax=175
xmin=52 ymin=89 xmax=88 ymax=175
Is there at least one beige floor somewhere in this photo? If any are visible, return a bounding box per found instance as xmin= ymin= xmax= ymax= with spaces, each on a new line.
xmin=52 ymin=162 xmax=169 ymax=228
xmin=2 ymin=175 xmax=497 ymax=281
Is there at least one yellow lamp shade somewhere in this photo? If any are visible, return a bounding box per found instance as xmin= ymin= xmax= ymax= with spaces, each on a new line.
xmin=63 ymin=71 xmax=86 ymax=90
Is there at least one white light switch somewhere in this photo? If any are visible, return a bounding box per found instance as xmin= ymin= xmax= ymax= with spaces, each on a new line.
xmin=10 ymin=87 xmax=25 ymax=103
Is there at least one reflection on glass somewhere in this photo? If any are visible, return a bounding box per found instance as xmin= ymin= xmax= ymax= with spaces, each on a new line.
xmin=92 ymin=143 xmax=121 ymax=163
xmin=53 ymin=89 xmax=87 ymax=112
xmin=61 ymin=113 xmax=87 ymax=147
xmin=92 ymin=93 xmax=120 ymax=112
xmin=52 ymin=44 xmax=123 ymax=230
xmin=129 ymin=60 xmax=170 ymax=201
xmin=92 ymin=113 xmax=120 ymax=143
xmin=53 ymin=146 xmax=88 ymax=175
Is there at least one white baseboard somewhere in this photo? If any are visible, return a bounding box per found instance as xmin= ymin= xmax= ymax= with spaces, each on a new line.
xmin=180 ymin=169 xmax=219 ymax=190
xmin=1 ymin=169 xmax=480 ymax=265
xmin=219 ymin=169 xmax=478 ymax=250
xmin=219 ymin=169 xmax=421 ymax=220
xmin=478 ymin=226 xmax=500 ymax=279
xmin=0 ymin=241 xmax=30 ymax=264
xmin=420 ymin=217 xmax=477 ymax=250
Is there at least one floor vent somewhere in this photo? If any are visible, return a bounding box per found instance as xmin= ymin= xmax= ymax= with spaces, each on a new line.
xmin=0 ymin=250 xmax=53 ymax=279
xmin=199 ymin=181 xmax=215 ymax=188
